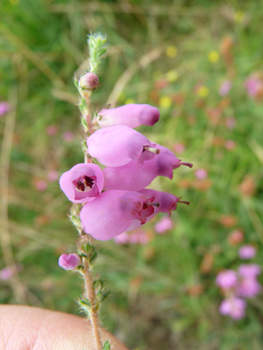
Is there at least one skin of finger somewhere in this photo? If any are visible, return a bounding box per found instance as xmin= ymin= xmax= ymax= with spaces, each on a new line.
xmin=0 ymin=305 xmax=129 ymax=350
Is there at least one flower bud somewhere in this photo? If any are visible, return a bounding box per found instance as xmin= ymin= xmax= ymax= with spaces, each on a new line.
xmin=58 ymin=254 xmax=81 ymax=270
xmin=97 ymin=104 xmax=160 ymax=128
xmin=79 ymin=72 xmax=99 ymax=90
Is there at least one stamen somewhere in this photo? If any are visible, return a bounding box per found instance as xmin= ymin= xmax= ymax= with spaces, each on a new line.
xmin=179 ymin=161 xmax=193 ymax=168
xmin=76 ymin=179 xmax=85 ymax=191
xmin=75 ymin=176 xmax=95 ymax=192
xmin=178 ymin=200 xmax=190 ymax=206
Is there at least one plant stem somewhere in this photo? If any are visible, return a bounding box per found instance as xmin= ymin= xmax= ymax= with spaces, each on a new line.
xmin=82 ymin=256 xmax=103 ymax=350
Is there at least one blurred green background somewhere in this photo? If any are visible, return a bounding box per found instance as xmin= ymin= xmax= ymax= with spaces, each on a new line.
xmin=1 ymin=1 xmax=263 ymax=349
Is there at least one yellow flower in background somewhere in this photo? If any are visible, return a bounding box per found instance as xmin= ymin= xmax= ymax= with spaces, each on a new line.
xmin=153 ymin=70 xmax=163 ymax=80
xmin=124 ymin=98 xmax=135 ymax=104
xmin=9 ymin=0 xmax=19 ymax=4
xmin=208 ymin=51 xmax=220 ymax=63
xmin=197 ymin=86 xmax=209 ymax=98
xmin=166 ymin=45 xmax=177 ymax=58
xmin=234 ymin=11 xmax=245 ymax=22
xmin=159 ymin=96 xmax=172 ymax=109
xmin=165 ymin=70 xmax=178 ymax=83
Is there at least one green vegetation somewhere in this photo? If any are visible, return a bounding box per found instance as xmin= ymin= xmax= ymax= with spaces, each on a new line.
xmin=1 ymin=1 xmax=263 ymax=349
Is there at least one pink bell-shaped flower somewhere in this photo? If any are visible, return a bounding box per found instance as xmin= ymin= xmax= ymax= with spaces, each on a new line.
xmin=87 ymin=125 xmax=157 ymax=167
xmin=219 ymin=297 xmax=246 ymax=320
xmin=58 ymin=254 xmax=81 ymax=270
xmin=103 ymin=144 xmax=192 ymax=191
xmin=80 ymin=190 xmax=155 ymax=241
xmin=59 ymin=163 xmax=104 ymax=203
xmin=96 ymin=104 xmax=160 ymax=128
xmin=127 ymin=189 xmax=184 ymax=232
xmin=215 ymin=270 xmax=238 ymax=290
xmin=139 ymin=189 xmax=185 ymax=216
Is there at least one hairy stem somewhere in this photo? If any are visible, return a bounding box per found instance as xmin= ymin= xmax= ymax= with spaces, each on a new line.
xmin=83 ymin=256 xmax=103 ymax=350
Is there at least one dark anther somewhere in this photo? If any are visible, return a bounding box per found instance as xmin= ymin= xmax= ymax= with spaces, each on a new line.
xmin=84 ymin=176 xmax=94 ymax=188
xmin=76 ymin=179 xmax=85 ymax=191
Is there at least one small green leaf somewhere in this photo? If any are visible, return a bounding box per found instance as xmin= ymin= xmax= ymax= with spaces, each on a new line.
xmin=102 ymin=340 xmax=111 ymax=350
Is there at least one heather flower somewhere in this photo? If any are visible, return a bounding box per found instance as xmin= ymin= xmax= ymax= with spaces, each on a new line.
xmin=80 ymin=190 xmax=156 ymax=240
xmin=173 ymin=143 xmax=185 ymax=154
xmin=225 ymin=117 xmax=236 ymax=129
xmin=46 ymin=125 xmax=58 ymax=136
xmin=35 ymin=180 xmax=48 ymax=192
xmin=103 ymin=144 xmax=192 ymax=191
xmin=237 ymin=276 xmax=261 ymax=298
xmin=154 ymin=217 xmax=173 ymax=234
xmin=225 ymin=139 xmax=236 ymax=150
xmin=245 ymin=75 xmax=263 ymax=97
xmin=0 ymin=102 xmax=10 ymax=116
xmin=227 ymin=229 xmax=244 ymax=245
xmin=216 ymin=270 xmax=238 ymax=290
xmin=238 ymin=264 xmax=261 ymax=278
xmin=58 ymin=254 xmax=81 ymax=270
xmin=238 ymin=245 xmax=256 ymax=259
xmin=219 ymin=297 xmax=246 ymax=320
xmin=114 ymin=232 xmax=130 ymax=245
xmin=219 ymin=80 xmax=232 ymax=96
xmin=0 ymin=267 xmax=14 ymax=280
xmin=47 ymin=170 xmax=59 ymax=182
xmin=63 ymin=131 xmax=74 ymax=142
xmin=97 ymin=104 xmax=160 ymax=128
xmin=135 ymin=189 xmax=186 ymax=226
xmin=129 ymin=229 xmax=149 ymax=245
xmin=79 ymin=72 xmax=99 ymax=90
xmin=194 ymin=168 xmax=207 ymax=180
xmin=87 ymin=125 xmax=157 ymax=167
xmin=59 ymin=163 xmax=104 ymax=203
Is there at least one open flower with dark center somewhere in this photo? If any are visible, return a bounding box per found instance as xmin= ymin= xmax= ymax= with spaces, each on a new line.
xmin=59 ymin=163 xmax=104 ymax=203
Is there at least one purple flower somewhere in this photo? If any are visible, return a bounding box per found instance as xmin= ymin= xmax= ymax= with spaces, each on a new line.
xmin=114 ymin=232 xmax=130 ymax=245
xmin=237 ymin=276 xmax=261 ymax=298
xmin=194 ymin=168 xmax=207 ymax=180
xmin=0 ymin=267 xmax=14 ymax=280
xmin=97 ymin=104 xmax=160 ymax=128
xmin=216 ymin=270 xmax=238 ymax=290
xmin=238 ymin=264 xmax=261 ymax=278
xmin=103 ymin=144 xmax=192 ymax=191
xmin=245 ymin=76 xmax=262 ymax=97
xmin=47 ymin=170 xmax=59 ymax=182
xmin=58 ymin=254 xmax=81 ymax=270
xmin=238 ymin=245 xmax=256 ymax=259
xmin=0 ymin=102 xmax=10 ymax=116
xmin=154 ymin=217 xmax=173 ymax=234
xmin=80 ymin=190 xmax=156 ymax=240
xmin=123 ymin=189 xmax=184 ymax=232
xmin=139 ymin=189 xmax=182 ymax=217
xmin=59 ymin=163 xmax=104 ymax=203
xmin=63 ymin=131 xmax=74 ymax=142
xmin=79 ymin=72 xmax=99 ymax=90
xmin=219 ymin=297 xmax=246 ymax=320
xmin=219 ymin=81 xmax=232 ymax=96
xmin=87 ymin=125 xmax=157 ymax=167
xmin=129 ymin=229 xmax=149 ymax=245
